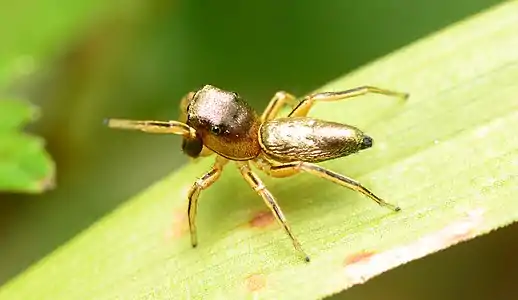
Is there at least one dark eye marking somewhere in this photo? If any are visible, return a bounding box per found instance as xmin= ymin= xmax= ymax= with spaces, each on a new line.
xmin=210 ymin=125 xmax=223 ymax=135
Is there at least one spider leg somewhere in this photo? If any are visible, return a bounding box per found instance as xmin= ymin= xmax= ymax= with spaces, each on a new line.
xmin=261 ymin=91 xmax=299 ymax=121
xmin=288 ymin=85 xmax=408 ymax=117
xmin=237 ymin=161 xmax=310 ymax=262
xmin=105 ymin=118 xmax=197 ymax=140
xmin=253 ymin=157 xmax=400 ymax=211
xmin=187 ymin=156 xmax=228 ymax=247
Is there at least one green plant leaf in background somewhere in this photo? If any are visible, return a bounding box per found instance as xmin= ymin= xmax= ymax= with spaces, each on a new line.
xmin=0 ymin=1 xmax=115 ymax=193
xmin=1 ymin=1 xmax=518 ymax=299
xmin=0 ymin=100 xmax=54 ymax=193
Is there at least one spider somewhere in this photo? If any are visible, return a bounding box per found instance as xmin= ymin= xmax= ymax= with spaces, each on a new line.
xmin=105 ymin=84 xmax=408 ymax=262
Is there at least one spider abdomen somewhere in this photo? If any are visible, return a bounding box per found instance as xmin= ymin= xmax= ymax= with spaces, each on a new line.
xmin=259 ymin=117 xmax=373 ymax=163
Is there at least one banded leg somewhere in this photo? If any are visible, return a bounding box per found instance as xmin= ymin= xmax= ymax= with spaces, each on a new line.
xmin=237 ymin=161 xmax=310 ymax=262
xmin=288 ymin=86 xmax=409 ymax=118
xmin=261 ymin=91 xmax=299 ymax=122
xmin=188 ymin=156 xmax=228 ymax=247
xmin=105 ymin=118 xmax=197 ymax=140
xmin=253 ymin=157 xmax=400 ymax=211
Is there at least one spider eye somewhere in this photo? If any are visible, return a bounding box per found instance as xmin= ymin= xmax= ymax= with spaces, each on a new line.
xmin=210 ymin=125 xmax=222 ymax=135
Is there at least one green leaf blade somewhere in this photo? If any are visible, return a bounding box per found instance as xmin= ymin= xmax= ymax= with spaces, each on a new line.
xmin=2 ymin=1 xmax=518 ymax=299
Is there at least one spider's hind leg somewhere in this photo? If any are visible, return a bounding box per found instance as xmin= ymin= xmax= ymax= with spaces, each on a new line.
xmin=253 ymin=157 xmax=400 ymax=212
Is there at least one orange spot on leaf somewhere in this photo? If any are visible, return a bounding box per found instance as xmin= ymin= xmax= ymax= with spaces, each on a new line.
xmin=342 ymin=209 xmax=486 ymax=287
xmin=165 ymin=209 xmax=189 ymax=239
xmin=344 ymin=251 xmax=376 ymax=266
xmin=245 ymin=273 xmax=266 ymax=292
xmin=249 ymin=211 xmax=275 ymax=228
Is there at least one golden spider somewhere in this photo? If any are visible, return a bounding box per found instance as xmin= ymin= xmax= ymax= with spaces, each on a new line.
xmin=106 ymin=84 xmax=408 ymax=262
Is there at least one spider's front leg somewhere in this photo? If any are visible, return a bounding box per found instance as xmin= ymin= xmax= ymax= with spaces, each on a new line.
xmin=179 ymin=91 xmax=195 ymax=123
xmin=187 ymin=156 xmax=228 ymax=247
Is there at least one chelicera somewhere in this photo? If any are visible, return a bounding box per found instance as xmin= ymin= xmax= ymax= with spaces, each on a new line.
xmin=106 ymin=84 xmax=408 ymax=262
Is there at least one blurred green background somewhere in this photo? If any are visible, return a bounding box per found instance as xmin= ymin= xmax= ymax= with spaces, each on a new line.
xmin=1 ymin=0 xmax=516 ymax=299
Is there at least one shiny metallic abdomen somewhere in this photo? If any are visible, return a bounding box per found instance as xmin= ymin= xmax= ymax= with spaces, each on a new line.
xmin=259 ymin=117 xmax=372 ymax=163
